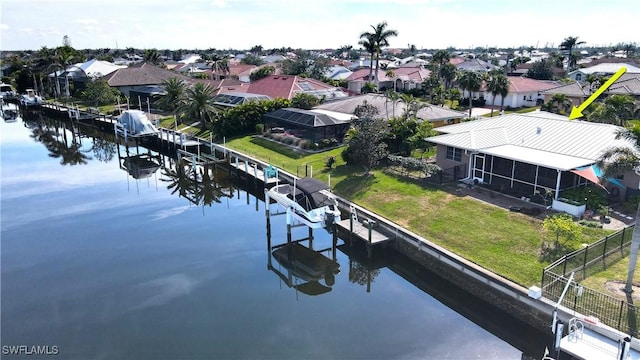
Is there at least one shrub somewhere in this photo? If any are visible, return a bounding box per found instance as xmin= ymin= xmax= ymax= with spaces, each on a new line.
xmin=299 ymin=139 xmax=310 ymax=149
xmin=325 ymin=156 xmax=336 ymax=169
xmin=560 ymin=186 xmax=607 ymax=210
xmin=623 ymin=195 xmax=640 ymax=213
xmin=255 ymin=123 xmax=264 ymax=134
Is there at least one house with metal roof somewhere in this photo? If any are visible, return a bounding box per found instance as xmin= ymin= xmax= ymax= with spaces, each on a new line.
xmin=456 ymin=58 xmax=500 ymax=73
xmin=568 ymin=62 xmax=640 ymax=82
xmin=314 ymin=94 xmax=465 ymax=127
xmin=427 ymin=111 xmax=638 ymax=203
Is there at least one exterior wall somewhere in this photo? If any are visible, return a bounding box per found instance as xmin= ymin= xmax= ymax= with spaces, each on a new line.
xmin=486 ymin=92 xmax=545 ymax=108
xmin=435 ymin=144 xmax=471 ymax=178
xmin=569 ymin=70 xmax=587 ymax=82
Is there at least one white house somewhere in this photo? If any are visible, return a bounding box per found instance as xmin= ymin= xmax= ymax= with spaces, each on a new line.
xmin=482 ymin=77 xmax=558 ymax=108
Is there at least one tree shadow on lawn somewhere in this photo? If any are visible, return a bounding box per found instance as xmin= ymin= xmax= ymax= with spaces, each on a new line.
xmin=539 ymin=241 xmax=575 ymax=263
xmin=332 ymin=165 xmax=378 ymax=198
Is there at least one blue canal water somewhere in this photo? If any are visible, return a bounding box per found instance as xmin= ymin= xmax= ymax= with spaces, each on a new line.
xmin=1 ymin=113 xmax=547 ymax=359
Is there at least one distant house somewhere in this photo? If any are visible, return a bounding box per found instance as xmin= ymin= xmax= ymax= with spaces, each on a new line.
xmin=568 ymin=62 xmax=640 ymax=82
xmin=427 ymin=111 xmax=637 ymax=201
xmin=542 ymin=82 xmax=590 ymax=108
xmin=482 ymin=77 xmax=558 ymax=108
xmin=314 ymin=93 xmax=465 ymax=127
xmin=50 ymin=59 xmax=126 ymax=95
xmin=456 ymin=58 xmax=500 ymax=73
xmin=346 ymin=66 xmax=430 ymax=94
xmin=103 ymin=63 xmax=192 ymax=96
xmin=324 ymin=65 xmax=353 ymax=80
xmin=247 ymin=75 xmax=347 ymax=100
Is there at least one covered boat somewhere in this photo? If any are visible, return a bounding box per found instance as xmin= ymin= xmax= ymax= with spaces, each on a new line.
xmin=266 ymin=177 xmax=341 ymax=229
xmin=1 ymin=101 xmax=20 ymax=122
xmin=115 ymin=110 xmax=158 ymax=137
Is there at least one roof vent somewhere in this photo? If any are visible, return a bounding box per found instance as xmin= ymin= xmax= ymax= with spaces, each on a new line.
xmin=536 ymin=127 xmax=542 ymax=134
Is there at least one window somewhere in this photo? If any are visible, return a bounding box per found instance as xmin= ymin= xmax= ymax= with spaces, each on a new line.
xmin=446 ymin=146 xmax=462 ymax=162
xmin=575 ymin=73 xmax=582 ymax=81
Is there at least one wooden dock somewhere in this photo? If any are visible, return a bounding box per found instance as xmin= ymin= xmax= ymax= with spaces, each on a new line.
xmin=230 ymin=160 xmax=280 ymax=185
xmin=337 ymin=217 xmax=391 ymax=245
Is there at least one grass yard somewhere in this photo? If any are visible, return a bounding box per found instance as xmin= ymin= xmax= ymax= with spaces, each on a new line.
xmin=223 ymin=135 xmax=612 ymax=287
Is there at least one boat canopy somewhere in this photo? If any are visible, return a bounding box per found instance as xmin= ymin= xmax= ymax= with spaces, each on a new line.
xmin=290 ymin=178 xmax=332 ymax=210
xmin=117 ymin=110 xmax=157 ymax=136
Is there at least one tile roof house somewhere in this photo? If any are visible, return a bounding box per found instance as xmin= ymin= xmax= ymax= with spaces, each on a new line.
xmin=247 ymin=75 xmax=347 ymax=100
xmin=482 ymin=76 xmax=558 ymax=108
xmin=543 ymin=72 xmax=640 ymax=106
xmin=427 ymin=111 xmax=638 ymax=203
xmin=103 ymin=63 xmax=193 ymax=96
xmin=314 ymin=93 xmax=464 ymax=127
xmin=346 ymin=67 xmax=431 ymax=94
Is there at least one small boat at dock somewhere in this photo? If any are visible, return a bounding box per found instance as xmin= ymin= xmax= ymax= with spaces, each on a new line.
xmin=266 ymin=177 xmax=342 ymax=229
xmin=1 ymin=101 xmax=20 ymax=122
xmin=19 ymin=89 xmax=44 ymax=107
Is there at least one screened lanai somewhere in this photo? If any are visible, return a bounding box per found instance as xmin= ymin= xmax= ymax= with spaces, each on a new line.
xmin=428 ymin=111 xmax=636 ymax=201
xmin=263 ymin=108 xmax=353 ymax=143
xmin=212 ymin=92 xmax=271 ymax=107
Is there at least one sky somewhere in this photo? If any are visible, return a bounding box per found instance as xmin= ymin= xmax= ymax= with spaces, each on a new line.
xmin=1 ymin=0 xmax=638 ymax=52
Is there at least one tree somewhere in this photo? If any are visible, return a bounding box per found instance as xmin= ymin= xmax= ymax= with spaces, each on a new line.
xmin=598 ymin=126 xmax=640 ymax=292
xmin=527 ymin=59 xmax=554 ymax=80
xmin=560 ymin=36 xmax=586 ymax=71
xmin=240 ymin=54 xmax=264 ymax=66
xmin=486 ymin=70 xmax=509 ymax=116
xmin=156 ymin=77 xmax=186 ymax=127
xmin=457 ymin=70 xmax=483 ymax=117
xmin=542 ymin=93 xmax=572 ymax=115
xmin=143 ymin=49 xmax=163 ymax=66
xmin=80 ymin=78 xmax=121 ymax=106
xmin=344 ymin=102 xmax=389 ymax=175
xmin=543 ymin=213 xmax=582 ymax=246
xmin=249 ymin=66 xmax=275 ymax=82
xmin=291 ymin=93 xmax=319 ymax=110
xmin=176 ymin=83 xmax=218 ymax=131
xmin=358 ymin=34 xmax=376 ymax=83
xmin=360 ymin=21 xmax=398 ymax=88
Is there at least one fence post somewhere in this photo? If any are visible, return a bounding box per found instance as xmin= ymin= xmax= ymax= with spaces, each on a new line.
xmin=618 ymin=300 xmax=625 ymax=331
xmin=583 ymin=245 xmax=589 ymax=279
xmin=603 ymin=236 xmax=608 ymax=265
xmin=621 ymin=228 xmax=625 ymax=255
xmin=563 ymin=255 xmax=568 ymax=276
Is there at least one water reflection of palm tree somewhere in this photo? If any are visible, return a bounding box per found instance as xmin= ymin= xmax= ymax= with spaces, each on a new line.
xmin=28 ymin=117 xmax=91 ymax=165
xmin=349 ymin=258 xmax=380 ymax=293
xmin=162 ymin=159 xmax=234 ymax=207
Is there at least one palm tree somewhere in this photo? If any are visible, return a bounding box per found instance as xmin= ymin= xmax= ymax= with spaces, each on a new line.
xmin=176 ymin=82 xmax=218 ymax=131
xmin=439 ymin=62 xmax=457 ymax=90
xmin=543 ymin=93 xmax=572 ymax=115
xmin=486 ymin=70 xmax=509 ymax=116
xmin=598 ymin=127 xmax=640 ymax=293
xmin=360 ymin=21 xmax=398 ymax=87
xmin=358 ymin=34 xmax=376 ymax=83
xmin=143 ymin=49 xmax=163 ymax=66
xmin=156 ymin=77 xmax=186 ymax=127
xmin=560 ymin=36 xmax=586 ymax=71
xmin=457 ymin=70 xmax=483 ymax=117
xmin=432 ymin=50 xmax=451 ymax=67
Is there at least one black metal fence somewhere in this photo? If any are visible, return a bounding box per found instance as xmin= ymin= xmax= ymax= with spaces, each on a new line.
xmin=541 ymin=271 xmax=639 ymax=336
xmin=541 ymin=225 xmax=638 ymax=335
xmin=544 ymin=225 xmax=634 ymax=282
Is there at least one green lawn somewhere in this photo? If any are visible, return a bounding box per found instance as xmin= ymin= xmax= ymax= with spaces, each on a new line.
xmin=223 ymin=135 xmax=612 ymax=287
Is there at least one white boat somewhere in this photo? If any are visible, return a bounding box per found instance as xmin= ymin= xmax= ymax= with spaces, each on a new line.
xmin=1 ymin=101 xmax=20 ymax=122
xmin=19 ymin=89 xmax=44 ymax=107
xmin=266 ymin=177 xmax=342 ymax=229
xmin=0 ymin=83 xmax=17 ymax=101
